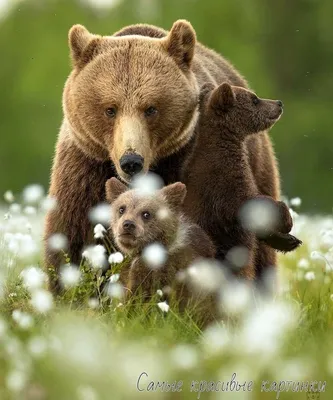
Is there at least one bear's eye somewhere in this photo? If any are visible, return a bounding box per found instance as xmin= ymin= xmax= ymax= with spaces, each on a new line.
xmin=144 ymin=107 xmax=158 ymax=117
xmin=105 ymin=107 xmax=117 ymax=118
xmin=119 ymin=206 xmax=125 ymax=215
xmin=142 ymin=211 xmax=151 ymax=220
xmin=252 ymin=97 xmax=260 ymax=106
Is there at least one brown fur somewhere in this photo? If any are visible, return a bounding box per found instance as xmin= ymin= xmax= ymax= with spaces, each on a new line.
xmin=182 ymin=83 xmax=300 ymax=278
xmin=44 ymin=20 xmax=281 ymax=290
xmin=105 ymin=178 xmax=217 ymax=325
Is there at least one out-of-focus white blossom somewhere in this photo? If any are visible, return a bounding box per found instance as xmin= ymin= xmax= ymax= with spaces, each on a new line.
xmin=48 ymin=233 xmax=68 ymax=251
xmin=22 ymin=184 xmax=45 ymax=204
xmin=170 ymin=344 xmax=198 ymax=370
xmin=131 ymin=172 xmax=163 ymax=196
xmin=107 ymin=282 xmax=124 ymax=299
xmin=9 ymin=203 xmax=21 ymax=214
xmin=77 ymin=385 xmax=99 ymax=400
xmin=297 ymin=258 xmax=309 ymax=269
xmin=60 ymin=264 xmax=81 ymax=288
xmin=88 ymin=298 xmax=99 ymax=309
xmin=290 ymin=197 xmax=302 ymax=208
xmin=28 ymin=336 xmax=47 ymax=358
xmin=12 ymin=310 xmax=33 ymax=330
xmin=156 ymin=289 xmax=163 ymax=297
xmin=156 ymin=207 xmax=170 ymax=220
xmin=30 ymin=290 xmax=53 ymax=313
xmin=187 ymin=259 xmax=225 ymax=293
xmin=23 ymin=206 xmax=37 ymax=215
xmin=6 ymin=370 xmax=27 ymax=393
xmin=20 ymin=266 xmax=47 ymax=290
xmin=110 ymin=274 xmax=120 ymax=283
xmin=89 ymin=203 xmax=111 ymax=226
xmin=40 ymin=196 xmax=57 ymax=212
xmin=142 ymin=243 xmax=167 ymax=269
xmin=4 ymin=190 xmax=14 ymax=203
xmin=304 ymin=271 xmax=315 ymax=281
xmin=219 ymin=281 xmax=252 ymax=314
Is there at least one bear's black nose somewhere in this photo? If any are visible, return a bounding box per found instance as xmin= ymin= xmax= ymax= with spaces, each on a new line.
xmin=123 ymin=220 xmax=136 ymax=232
xmin=277 ymin=100 xmax=283 ymax=107
xmin=120 ymin=154 xmax=144 ymax=176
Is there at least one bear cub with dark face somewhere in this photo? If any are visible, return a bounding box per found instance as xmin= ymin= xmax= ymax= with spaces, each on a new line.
xmin=182 ymin=82 xmax=301 ymax=279
xmin=105 ymin=177 xmax=216 ymax=308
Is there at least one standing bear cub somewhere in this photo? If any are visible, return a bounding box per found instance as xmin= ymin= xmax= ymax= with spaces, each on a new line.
xmin=183 ymin=82 xmax=302 ymax=279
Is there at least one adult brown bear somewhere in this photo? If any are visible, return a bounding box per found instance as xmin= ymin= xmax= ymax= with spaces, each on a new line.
xmin=44 ymin=20 xmax=282 ymax=291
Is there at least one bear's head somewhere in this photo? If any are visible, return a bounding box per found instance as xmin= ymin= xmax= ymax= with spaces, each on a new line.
xmin=199 ymin=82 xmax=283 ymax=138
xmin=105 ymin=177 xmax=187 ymax=254
xmin=64 ymin=21 xmax=199 ymax=182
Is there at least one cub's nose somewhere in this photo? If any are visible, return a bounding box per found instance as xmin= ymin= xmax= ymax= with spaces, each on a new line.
xmin=277 ymin=100 xmax=283 ymax=107
xmin=123 ymin=220 xmax=136 ymax=232
xmin=119 ymin=154 xmax=144 ymax=176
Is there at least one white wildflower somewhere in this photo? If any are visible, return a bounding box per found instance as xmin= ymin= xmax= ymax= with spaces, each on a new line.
xmin=110 ymin=274 xmax=120 ymax=283
xmin=187 ymin=259 xmax=225 ymax=293
xmin=226 ymin=246 xmax=249 ymax=268
xmin=304 ymin=271 xmax=315 ymax=281
xmin=48 ymin=233 xmax=68 ymax=251
xmin=4 ymin=190 xmax=14 ymax=203
xmin=239 ymin=197 xmax=279 ymax=234
xmin=219 ymin=281 xmax=252 ymax=314
xmin=23 ymin=206 xmax=37 ymax=215
xmin=82 ymin=245 xmax=107 ymax=269
xmin=202 ymin=324 xmax=230 ymax=353
xmin=20 ymin=266 xmax=47 ymax=290
xmin=12 ymin=310 xmax=33 ymax=330
xmin=6 ymin=370 xmax=27 ymax=392
xmin=77 ymin=385 xmax=99 ymax=400
xmin=290 ymin=197 xmax=302 ymax=207
xmin=28 ymin=336 xmax=47 ymax=358
xmin=40 ymin=196 xmax=57 ymax=212
xmin=93 ymin=224 xmax=106 ymax=239
xmin=88 ymin=298 xmax=99 ymax=309
xmin=157 ymin=301 xmax=169 ymax=313
xmin=108 ymin=252 xmax=124 ymax=264
xmin=107 ymin=283 xmax=124 ymax=299
xmin=30 ymin=290 xmax=53 ymax=313
xmin=9 ymin=203 xmax=21 ymax=214
xmin=297 ymin=258 xmax=309 ymax=269
xmin=156 ymin=289 xmax=163 ymax=297
xmin=131 ymin=172 xmax=163 ymax=196
xmin=60 ymin=265 xmax=81 ymax=287
xmin=22 ymin=184 xmax=44 ymax=204
xmin=171 ymin=344 xmax=198 ymax=370
xmin=156 ymin=207 xmax=170 ymax=220
xmin=142 ymin=243 xmax=167 ymax=269
xmin=89 ymin=203 xmax=111 ymax=226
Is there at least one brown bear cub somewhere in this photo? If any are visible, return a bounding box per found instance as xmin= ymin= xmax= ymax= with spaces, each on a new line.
xmin=105 ymin=177 xmax=216 ymax=305
xmin=182 ymin=83 xmax=302 ymax=279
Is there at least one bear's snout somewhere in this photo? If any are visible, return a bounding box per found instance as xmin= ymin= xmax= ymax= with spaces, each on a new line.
xmin=119 ymin=153 xmax=144 ymax=177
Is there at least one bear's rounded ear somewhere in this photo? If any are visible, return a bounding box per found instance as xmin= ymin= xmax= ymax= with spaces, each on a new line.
xmin=105 ymin=177 xmax=128 ymax=203
xmin=210 ymin=82 xmax=235 ymax=111
xmin=199 ymin=83 xmax=216 ymax=112
xmin=68 ymin=24 xmax=101 ymax=69
xmin=163 ymin=20 xmax=196 ymax=71
xmin=160 ymin=182 xmax=187 ymax=210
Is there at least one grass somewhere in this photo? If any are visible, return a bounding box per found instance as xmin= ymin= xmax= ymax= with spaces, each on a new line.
xmin=1 ymin=195 xmax=333 ymax=399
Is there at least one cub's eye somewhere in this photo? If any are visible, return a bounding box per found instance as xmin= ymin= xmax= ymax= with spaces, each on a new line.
xmin=105 ymin=107 xmax=117 ymax=118
xmin=252 ymin=97 xmax=260 ymax=105
xmin=144 ymin=106 xmax=158 ymax=117
xmin=142 ymin=211 xmax=151 ymax=220
xmin=119 ymin=207 xmax=125 ymax=215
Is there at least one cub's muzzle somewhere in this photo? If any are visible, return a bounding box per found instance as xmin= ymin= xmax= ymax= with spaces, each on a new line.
xmin=119 ymin=153 xmax=144 ymax=176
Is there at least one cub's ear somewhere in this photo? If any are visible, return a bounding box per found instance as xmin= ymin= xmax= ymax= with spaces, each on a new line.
xmin=163 ymin=20 xmax=196 ymax=71
xmin=105 ymin=177 xmax=128 ymax=203
xmin=210 ymin=82 xmax=235 ymax=111
xmin=160 ymin=182 xmax=187 ymax=210
xmin=69 ymin=24 xmax=101 ymax=68
xmin=199 ymin=83 xmax=216 ymax=112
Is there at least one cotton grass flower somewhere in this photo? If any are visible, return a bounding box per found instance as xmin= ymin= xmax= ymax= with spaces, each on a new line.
xmin=89 ymin=203 xmax=111 ymax=226
xmin=87 ymin=298 xmax=99 ymax=309
xmin=6 ymin=370 xmax=27 ymax=393
xmin=186 ymin=259 xmax=225 ymax=293
xmin=40 ymin=196 xmax=57 ymax=212
xmin=304 ymin=271 xmax=315 ymax=281
xmin=22 ymin=184 xmax=45 ymax=204
xmin=170 ymin=344 xmax=198 ymax=370
xmin=290 ymin=197 xmax=302 ymax=207
xmin=219 ymin=281 xmax=252 ymax=315
xmin=60 ymin=264 xmax=81 ymax=288
xmin=297 ymin=258 xmax=309 ymax=269
xmin=20 ymin=266 xmax=47 ymax=290
xmin=156 ymin=289 xmax=163 ymax=297
xmin=108 ymin=252 xmax=124 ymax=264
xmin=23 ymin=206 xmax=37 ymax=215
xmin=107 ymin=282 xmax=124 ymax=299
xmin=28 ymin=336 xmax=47 ymax=358
xmin=109 ymin=274 xmax=120 ymax=283
xmin=77 ymin=385 xmax=99 ymax=400
xmin=157 ymin=301 xmax=169 ymax=313
xmin=30 ymin=290 xmax=53 ymax=313
xmin=239 ymin=197 xmax=279 ymax=235
xmin=4 ymin=190 xmax=14 ymax=203
xmin=131 ymin=172 xmax=163 ymax=196
xmin=93 ymin=224 xmax=106 ymax=239
xmin=48 ymin=233 xmax=68 ymax=251
xmin=82 ymin=245 xmax=107 ymax=269
xmin=142 ymin=243 xmax=167 ymax=269
xmin=12 ymin=310 xmax=34 ymax=330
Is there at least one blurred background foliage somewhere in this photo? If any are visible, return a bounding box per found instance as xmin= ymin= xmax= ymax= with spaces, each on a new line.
xmin=0 ymin=0 xmax=332 ymax=213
